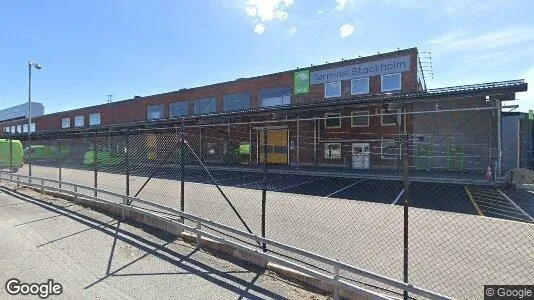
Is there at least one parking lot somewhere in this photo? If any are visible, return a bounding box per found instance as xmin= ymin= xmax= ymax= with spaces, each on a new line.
xmin=131 ymin=166 xmax=534 ymax=223
xmin=4 ymin=163 xmax=534 ymax=299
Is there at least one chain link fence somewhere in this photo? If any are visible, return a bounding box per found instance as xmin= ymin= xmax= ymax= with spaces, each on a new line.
xmin=1 ymin=101 xmax=533 ymax=299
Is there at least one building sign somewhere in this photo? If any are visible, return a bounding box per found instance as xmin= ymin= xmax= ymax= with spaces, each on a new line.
xmin=294 ymin=70 xmax=310 ymax=94
xmin=310 ymin=55 xmax=411 ymax=85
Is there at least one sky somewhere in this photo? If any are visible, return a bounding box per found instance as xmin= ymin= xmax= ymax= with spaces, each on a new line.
xmin=0 ymin=0 xmax=533 ymax=114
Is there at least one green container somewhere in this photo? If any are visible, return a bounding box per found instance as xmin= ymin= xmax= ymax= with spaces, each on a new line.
xmin=83 ymin=150 xmax=122 ymax=166
xmin=415 ymin=144 xmax=432 ymax=171
xmin=446 ymin=145 xmax=465 ymax=171
xmin=0 ymin=139 xmax=24 ymax=171
xmin=24 ymin=145 xmax=70 ymax=161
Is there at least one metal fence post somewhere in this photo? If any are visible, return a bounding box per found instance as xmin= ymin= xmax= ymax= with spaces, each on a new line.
xmin=261 ymin=128 xmax=268 ymax=252
xmin=74 ymin=185 xmax=78 ymax=204
xmin=125 ymin=127 xmax=130 ymax=197
xmin=196 ymin=219 xmax=202 ymax=248
xmin=58 ymin=132 xmax=62 ymax=189
xmin=180 ymin=119 xmax=185 ymax=223
xmin=334 ymin=264 xmax=340 ymax=300
xmin=93 ymin=129 xmax=98 ymax=197
xmin=402 ymin=132 xmax=410 ymax=300
xmin=41 ymin=178 xmax=44 ymax=193
xmin=9 ymin=138 xmax=13 ymax=173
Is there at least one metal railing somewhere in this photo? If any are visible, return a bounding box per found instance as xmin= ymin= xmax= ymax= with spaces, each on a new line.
xmin=0 ymin=170 xmax=450 ymax=300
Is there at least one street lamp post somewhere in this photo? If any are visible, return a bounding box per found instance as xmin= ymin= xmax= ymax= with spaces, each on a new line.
xmin=28 ymin=61 xmax=42 ymax=178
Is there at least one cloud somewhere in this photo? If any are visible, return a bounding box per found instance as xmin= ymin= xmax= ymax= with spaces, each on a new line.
xmin=429 ymin=26 xmax=534 ymax=52
xmin=288 ymin=26 xmax=297 ymax=35
xmin=336 ymin=0 xmax=350 ymax=9
xmin=245 ymin=0 xmax=294 ymax=22
xmin=254 ymin=23 xmax=266 ymax=34
xmin=244 ymin=0 xmax=294 ymax=34
xmin=317 ymin=9 xmax=324 ymax=14
xmin=339 ymin=23 xmax=355 ymax=38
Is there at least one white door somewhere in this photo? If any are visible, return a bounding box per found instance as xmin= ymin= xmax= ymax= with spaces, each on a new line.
xmin=352 ymin=143 xmax=370 ymax=169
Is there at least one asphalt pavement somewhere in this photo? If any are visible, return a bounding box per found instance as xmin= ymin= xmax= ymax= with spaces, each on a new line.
xmin=0 ymin=189 xmax=327 ymax=300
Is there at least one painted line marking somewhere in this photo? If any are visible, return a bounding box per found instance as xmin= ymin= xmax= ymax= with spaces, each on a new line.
xmin=497 ymin=189 xmax=534 ymax=222
xmin=464 ymin=186 xmax=483 ymax=216
xmin=275 ymin=177 xmax=324 ymax=192
xmin=390 ymin=189 xmax=405 ymax=205
xmin=325 ymin=179 xmax=366 ymax=198
xmin=234 ymin=175 xmax=288 ymax=187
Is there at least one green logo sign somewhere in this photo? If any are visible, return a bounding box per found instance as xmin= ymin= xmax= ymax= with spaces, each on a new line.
xmin=529 ymin=110 xmax=533 ymax=120
xmin=294 ymin=70 xmax=310 ymax=94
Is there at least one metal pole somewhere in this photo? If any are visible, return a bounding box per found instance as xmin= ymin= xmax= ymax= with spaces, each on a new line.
xmin=180 ymin=119 xmax=185 ymax=221
xmin=93 ymin=129 xmax=98 ymax=197
xmin=313 ymin=118 xmax=317 ymax=166
xmin=261 ymin=128 xmax=268 ymax=252
xmin=125 ymin=127 xmax=130 ymax=196
xmin=9 ymin=138 xmax=13 ymax=173
xmin=497 ymin=100 xmax=502 ymax=179
xmin=198 ymin=120 xmax=202 ymax=162
xmin=58 ymin=132 xmax=62 ymax=189
xmin=227 ymin=123 xmax=231 ymax=166
xmin=28 ymin=62 xmax=32 ymax=178
xmin=249 ymin=119 xmax=252 ymax=164
xmin=296 ymin=115 xmax=300 ymax=169
xmin=402 ymin=132 xmax=410 ymax=300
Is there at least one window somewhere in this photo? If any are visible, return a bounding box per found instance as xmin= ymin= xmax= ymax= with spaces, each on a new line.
xmin=30 ymin=123 xmax=36 ymax=132
xmin=351 ymin=111 xmax=369 ymax=127
xmin=22 ymin=124 xmax=28 ymax=133
xmin=325 ymin=81 xmax=341 ymax=98
xmin=16 ymin=125 xmax=22 ymax=133
xmin=224 ymin=92 xmax=251 ymax=111
xmin=351 ymin=78 xmax=369 ymax=95
xmin=10 ymin=126 xmax=15 ymax=133
xmin=260 ymin=86 xmax=291 ymax=107
xmin=381 ymin=141 xmax=400 ymax=160
xmin=325 ymin=143 xmax=341 ymax=159
xmin=75 ymin=116 xmax=84 ymax=127
xmin=61 ymin=118 xmax=70 ymax=128
xmin=169 ymin=101 xmax=188 ymax=118
xmin=325 ymin=113 xmax=341 ymax=128
xmin=89 ymin=113 xmax=101 ymax=126
xmin=381 ymin=73 xmax=401 ymax=92
xmin=3 ymin=127 xmax=8 ymax=133
xmin=381 ymin=109 xmax=401 ymax=126
xmin=147 ymin=105 xmax=164 ymax=120
xmin=194 ymin=97 xmax=216 ymax=115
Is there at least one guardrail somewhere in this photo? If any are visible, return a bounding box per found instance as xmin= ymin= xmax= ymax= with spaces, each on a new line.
xmin=0 ymin=170 xmax=451 ymax=300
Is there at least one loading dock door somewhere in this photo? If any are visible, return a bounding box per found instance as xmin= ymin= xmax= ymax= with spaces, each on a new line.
xmin=258 ymin=129 xmax=288 ymax=164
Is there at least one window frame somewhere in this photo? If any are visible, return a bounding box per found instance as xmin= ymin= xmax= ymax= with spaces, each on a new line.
xmin=381 ymin=73 xmax=402 ymax=92
xmin=147 ymin=104 xmax=164 ymax=121
xmin=30 ymin=123 xmax=36 ymax=132
xmin=194 ymin=97 xmax=217 ymax=115
xmin=89 ymin=113 xmax=101 ymax=126
xmin=169 ymin=101 xmax=189 ymax=118
xmin=324 ymin=143 xmax=342 ymax=159
xmin=22 ymin=124 xmax=28 ymax=133
xmin=324 ymin=112 xmax=342 ymax=129
xmin=10 ymin=126 xmax=15 ymax=133
xmin=74 ymin=115 xmax=84 ymax=127
xmin=324 ymin=81 xmax=342 ymax=99
xmin=351 ymin=77 xmax=370 ymax=95
xmin=381 ymin=140 xmax=400 ymax=160
xmin=61 ymin=117 xmax=70 ymax=129
xmin=223 ymin=92 xmax=251 ymax=112
xmin=351 ymin=110 xmax=370 ymax=127
xmin=381 ymin=109 xmax=401 ymax=126
xmin=260 ymin=86 xmax=292 ymax=108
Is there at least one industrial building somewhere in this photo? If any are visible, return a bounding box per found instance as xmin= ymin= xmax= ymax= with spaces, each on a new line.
xmin=0 ymin=48 xmax=528 ymax=176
